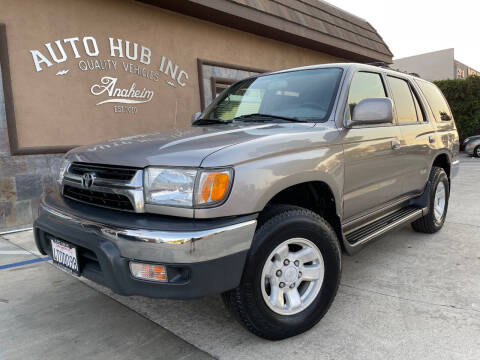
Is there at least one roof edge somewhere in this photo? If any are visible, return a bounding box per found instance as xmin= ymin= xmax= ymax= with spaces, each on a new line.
xmin=137 ymin=0 xmax=393 ymax=63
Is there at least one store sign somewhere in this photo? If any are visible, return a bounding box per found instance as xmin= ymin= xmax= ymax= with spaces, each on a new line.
xmin=29 ymin=36 xmax=190 ymax=114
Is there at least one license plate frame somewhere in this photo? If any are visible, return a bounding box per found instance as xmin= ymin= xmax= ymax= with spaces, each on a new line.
xmin=50 ymin=238 xmax=80 ymax=276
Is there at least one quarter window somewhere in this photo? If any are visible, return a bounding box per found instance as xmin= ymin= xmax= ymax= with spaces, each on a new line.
xmin=388 ymin=76 xmax=418 ymax=124
xmin=411 ymin=89 xmax=425 ymax=122
xmin=416 ymin=80 xmax=452 ymax=121
xmin=348 ymin=72 xmax=386 ymax=117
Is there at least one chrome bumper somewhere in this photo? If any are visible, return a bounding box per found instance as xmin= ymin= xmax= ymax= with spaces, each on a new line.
xmin=39 ymin=200 xmax=257 ymax=264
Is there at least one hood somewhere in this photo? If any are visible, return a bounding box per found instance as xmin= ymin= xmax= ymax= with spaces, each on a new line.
xmin=67 ymin=123 xmax=316 ymax=168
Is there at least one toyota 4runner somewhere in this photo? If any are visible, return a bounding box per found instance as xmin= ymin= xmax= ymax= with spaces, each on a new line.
xmin=34 ymin=63 xmax=459 ymax=340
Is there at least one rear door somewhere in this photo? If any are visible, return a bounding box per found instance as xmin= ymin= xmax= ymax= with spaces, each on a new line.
xmin=386 ymin=75 xmax=435 ymax=196
xmin=415 ymin=79 xmax=459 ymax=162
xmin=342 ymin=71 xmax=405 ymax=220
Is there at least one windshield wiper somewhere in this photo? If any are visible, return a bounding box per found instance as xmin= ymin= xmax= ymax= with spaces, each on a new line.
xmin=233 ymin=113 xmax=307 ymax=123
xmin=193 ymin=118 xmax=232 ymax=125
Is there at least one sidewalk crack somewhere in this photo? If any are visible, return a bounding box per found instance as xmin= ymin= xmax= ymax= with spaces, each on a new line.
xmin=340 ymin=283 xmax=480 ymax=314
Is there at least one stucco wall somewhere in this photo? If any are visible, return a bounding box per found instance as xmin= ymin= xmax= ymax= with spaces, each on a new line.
xmin=1 ymin=0 xmax=345 ymax=152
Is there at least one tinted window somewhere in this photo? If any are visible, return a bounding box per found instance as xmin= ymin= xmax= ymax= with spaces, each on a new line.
xmin=416 ymin=80 xmax=452 ymax=121
xmin=202 ymin=68 xmax=343 ymax=122
xmin=348 ymin=72 xmax=386 ymax=117
xmin=412 ymin=89 xmax=425 ymax=122
xmin=388 ymin=76 xmax=418 ymax=124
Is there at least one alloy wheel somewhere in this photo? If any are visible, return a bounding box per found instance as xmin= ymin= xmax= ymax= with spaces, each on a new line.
xmin=260 ymin=238 xmax=324 ymax=315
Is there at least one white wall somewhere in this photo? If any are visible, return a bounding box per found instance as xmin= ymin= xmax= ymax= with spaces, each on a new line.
xmin=393 ymin=49 xmax=454 ymax=81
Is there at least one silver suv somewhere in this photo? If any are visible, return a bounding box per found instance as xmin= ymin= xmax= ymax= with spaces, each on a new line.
xmin=34 ymin=63 xmax=459 ymax=340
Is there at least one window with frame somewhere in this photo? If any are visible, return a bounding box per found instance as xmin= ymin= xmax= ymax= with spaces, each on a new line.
xmin=416 ymin=80 xmax=452 ymax=121
xmin=347 ymin=72 xmax=386 ymax=118
xmin=411 ymin=87 xmax=425 ymax=122
xmin=211 ymin=78 xmax=235 ymax=99
xmin=387 ymin=76 xmax=419 ymax=124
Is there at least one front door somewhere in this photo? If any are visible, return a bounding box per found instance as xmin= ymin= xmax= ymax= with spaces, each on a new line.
xmin=342 ymin=71 xmax=405 ymax=220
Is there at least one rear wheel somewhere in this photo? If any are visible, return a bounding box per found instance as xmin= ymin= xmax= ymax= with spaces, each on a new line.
xmin=412 ymin=166 xmax=449 ymax=233
xmin=222 ymin=206 xmax=341 ymax=340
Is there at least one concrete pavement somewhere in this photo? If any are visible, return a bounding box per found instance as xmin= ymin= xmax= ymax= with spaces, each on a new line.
xmin=1 ymin=155 xmax=479 ymax=359
xmin=0 ymin=237 xmax=213 ymax=360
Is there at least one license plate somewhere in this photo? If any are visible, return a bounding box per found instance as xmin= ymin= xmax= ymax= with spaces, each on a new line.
xmin=50 ymin=238 xmax=80 ymax=275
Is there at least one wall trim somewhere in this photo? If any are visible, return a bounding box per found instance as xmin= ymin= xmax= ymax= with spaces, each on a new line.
xmin=210 ymin=76 xmax=236 ymax=99
xmin=0 ymin=24 xmax=72 ymax=156
xmin=197 ymin=58 xmax=268 ymax=110
xmin=0 ymin=23 xmax=17 ymax=156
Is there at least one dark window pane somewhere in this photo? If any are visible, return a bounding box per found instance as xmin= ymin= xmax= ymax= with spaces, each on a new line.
xmin=388 ymin=76 xmax=418 ymax=124
xmin=416 ymin=80 xmax=452 ymax=121
xmin=215 ymin=83 xmax=230 ymax=98
xmin=348 ymin=72 xmax=386 ymax=117
xmin=412 ymin=89 xmax=425 ymax=122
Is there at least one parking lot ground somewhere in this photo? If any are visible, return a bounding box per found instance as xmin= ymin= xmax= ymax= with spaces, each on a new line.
xmin=1 ymin=155 xmax=479 ymax=360
xmin=0 ymin=237 xmax=213 ymax=360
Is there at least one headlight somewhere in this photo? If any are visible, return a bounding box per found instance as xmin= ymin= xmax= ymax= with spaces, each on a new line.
xmin=144 ymin=168 xmax=197 ymax=207
xmin=58 ymin=158 xmax=71 ymax=184
xmin=144 ymin=167 xmax=233 ymax=207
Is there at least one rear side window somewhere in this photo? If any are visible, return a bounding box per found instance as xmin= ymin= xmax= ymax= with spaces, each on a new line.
xmin=387 ymin=76 xmax=418 ymax=124
xmin=348 ymin=72 xmax=386 ymax=117
xmin=416 ymin=80 xmax=452 ymax=121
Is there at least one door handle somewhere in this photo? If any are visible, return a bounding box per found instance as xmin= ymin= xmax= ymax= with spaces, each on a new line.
xmin=391 ymin=140 xmax=401 ymax=150
xmin=429 ymin=136 xmax=436 ymax=143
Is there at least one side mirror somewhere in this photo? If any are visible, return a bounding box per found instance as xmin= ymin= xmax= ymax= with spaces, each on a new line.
xmin=192 ymin=112 xmax=201 ymax=123
xmin=350 ymin=98 xmax=393 ymax=126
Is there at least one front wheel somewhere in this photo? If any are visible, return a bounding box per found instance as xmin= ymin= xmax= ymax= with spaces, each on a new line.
xmin=412 ymin=166 xmax=449 ymax=233
xmin=222 ymin=206 xmax=341 ymax=340
xmin=474 ymin=145 xmax=480 ymax=158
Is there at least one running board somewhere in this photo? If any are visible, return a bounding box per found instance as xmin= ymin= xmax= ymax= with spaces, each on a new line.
xmin=345 ymin=206 xmax=425 ymax=246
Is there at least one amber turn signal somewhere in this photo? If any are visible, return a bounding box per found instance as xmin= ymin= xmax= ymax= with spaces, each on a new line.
xmin=196 ymin=170 xmax=232 ymax=205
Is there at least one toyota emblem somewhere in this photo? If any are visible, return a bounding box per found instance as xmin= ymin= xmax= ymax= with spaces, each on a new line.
xmin=82 ymin=172 xmax=96 ymax=189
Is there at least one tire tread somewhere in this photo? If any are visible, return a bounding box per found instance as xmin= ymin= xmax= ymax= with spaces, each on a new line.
xmin=222 ymin=205 xmax=341 ymax=340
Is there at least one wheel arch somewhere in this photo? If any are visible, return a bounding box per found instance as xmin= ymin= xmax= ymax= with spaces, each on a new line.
xmin=260 ymin=180 xmax=343 ymax=249
xmin=431 ymin=152 xmax=451 ymax=181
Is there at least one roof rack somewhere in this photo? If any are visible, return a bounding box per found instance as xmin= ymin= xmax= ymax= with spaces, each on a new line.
xmin=367 ymin=61 xmax=391 ymax=68
xmin=366 ymin=62 xmax=422 ymax=78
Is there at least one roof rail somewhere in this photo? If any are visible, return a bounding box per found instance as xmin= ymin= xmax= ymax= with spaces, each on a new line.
xmin=366 ymin=61 xmax=391 ymax=68
xmin=366 ymin=62 xmax=422 ymax=78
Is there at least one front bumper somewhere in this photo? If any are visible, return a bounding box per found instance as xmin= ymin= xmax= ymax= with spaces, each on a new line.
xmin=34 ymin=192 xmax=257 ymax=299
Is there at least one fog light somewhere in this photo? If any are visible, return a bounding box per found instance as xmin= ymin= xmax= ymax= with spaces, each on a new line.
xmin=129 ymin=262 xmax=167 ymax=282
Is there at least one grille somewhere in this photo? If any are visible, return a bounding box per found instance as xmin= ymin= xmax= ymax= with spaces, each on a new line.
xmin=68 ymin=162 xmax=137 ymax=182
xmin=63 ymin=185 xmax=134 ymax=211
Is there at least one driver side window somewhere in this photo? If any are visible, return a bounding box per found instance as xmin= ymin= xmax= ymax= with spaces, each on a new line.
xmin=348 ymin=72 xmax=386 ymax=118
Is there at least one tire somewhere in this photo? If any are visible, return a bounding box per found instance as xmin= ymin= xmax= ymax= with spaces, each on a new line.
xmin=411 ymin=166 xmax=449 ymax=234
xmin=222 ymin=205 xmax=341 ymax=340
xmin=474 ymin=146 xmax=480 ymax=158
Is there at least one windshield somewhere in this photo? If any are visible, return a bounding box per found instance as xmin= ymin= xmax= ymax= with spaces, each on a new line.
xmin=200 ymin=68 xmax=343 ymax=123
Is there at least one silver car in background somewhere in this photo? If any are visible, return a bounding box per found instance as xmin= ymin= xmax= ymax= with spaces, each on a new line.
xmin=464 ymin=135 xmax=480 ymax=157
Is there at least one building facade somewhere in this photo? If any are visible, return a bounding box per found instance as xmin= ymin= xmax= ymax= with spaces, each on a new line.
xmin=393 ymin=48 xmax=479 ymax=81
xmin=0 ymin=0 xmax=392 ymax=230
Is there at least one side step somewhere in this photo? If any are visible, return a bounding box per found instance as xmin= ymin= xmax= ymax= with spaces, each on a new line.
xmin=345 ymin=206 xmax=425 ymax=246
